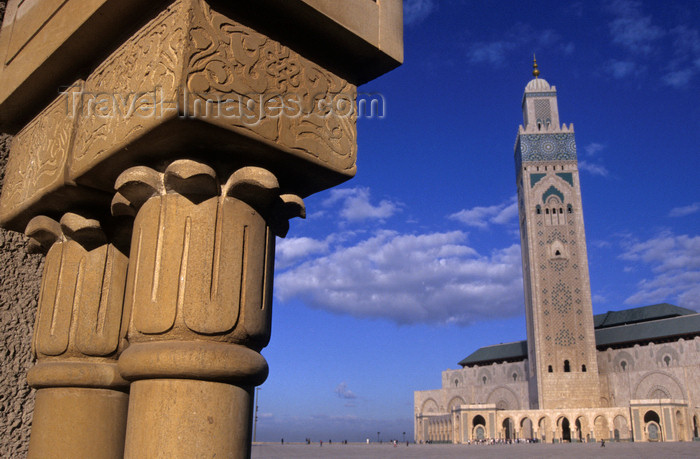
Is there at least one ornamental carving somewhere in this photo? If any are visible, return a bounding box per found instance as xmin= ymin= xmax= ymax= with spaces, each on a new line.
xmin=187 ymin=0 xmax=357 ymax=169
xmin=70 ymin=2 xmax=185 ymax=177
xmin=0 ymin=84 xmax=82 ymax=223
xmin=70 ymin=0 xmax=357 ymax=182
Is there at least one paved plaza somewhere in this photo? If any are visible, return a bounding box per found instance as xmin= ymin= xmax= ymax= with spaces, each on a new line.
xmin=252 ymin=441 xmax=699 ymax=458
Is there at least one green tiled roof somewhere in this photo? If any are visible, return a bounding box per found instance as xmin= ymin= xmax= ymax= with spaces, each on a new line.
xmin=595 ymin=314 xmax=700 ymax=348
xmin=459 ymin=303 xmax=699 ymax=367
xmin=457 ymin=341 xmax=528 ymax=367
xmin=592 ymin=303 xmax=695 ymax=329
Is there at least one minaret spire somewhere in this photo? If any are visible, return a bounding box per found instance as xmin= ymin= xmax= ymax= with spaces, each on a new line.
xmin=532 ymin=54 xmax=540 ymax=78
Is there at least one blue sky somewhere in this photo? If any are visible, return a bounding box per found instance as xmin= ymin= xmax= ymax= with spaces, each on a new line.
xmin=256 ymin=0 xmax=700 ymax=442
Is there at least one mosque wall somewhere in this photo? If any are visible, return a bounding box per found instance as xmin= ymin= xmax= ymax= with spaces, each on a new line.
xmin=415 ymin=336 xmax=700 ymax=443
xmin=597 ymin=337 xmax=700 ymax=409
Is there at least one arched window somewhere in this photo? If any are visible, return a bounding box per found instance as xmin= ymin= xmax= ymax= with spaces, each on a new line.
xmin=536 ymin=205 xmax=541 ymax=214
xmin=582 ymin=364 xmax=587 ymax=372
xmin=620 ymin=360 xmax=627 ymax=371
xmin=454 ymin=379 xmax=459 ymax=387
xmin=512 ymin=373 xmax=518 ymax=382
xmin=567 ymin=204 xmax=573 ymax=213
xmin=548 ymin=365 xmax=553 ymax=373
xmin=545 ymin=208 xmax=550 ymax=214
xmin=664 ymin=355 xmax=671 ymax=366
xmin=482 ymin=376 xmax=487 ymax=385
xmin=564 ymin=360 xmax=571 ymax=372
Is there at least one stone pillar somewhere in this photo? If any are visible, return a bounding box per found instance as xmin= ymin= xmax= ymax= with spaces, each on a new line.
xmin=113 ymin=161 xmax=303 ymax=458
xmin=24 ymin=214 xmax=130 ymax=459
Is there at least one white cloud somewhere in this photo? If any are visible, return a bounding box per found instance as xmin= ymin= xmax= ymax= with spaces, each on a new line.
xmin=467 ymin=24 xmax=571 ymax=68
xmin=561 ymin=42 xmax=575 ymax=55
xmin=403 ymin=0 xmax=435 ymax=26
xmin=275 ymin=230 xmax=524 ymax=326
xmin=663 ymin=25 xmax=700 ymax=88
xmin=606 ymin=0 xmax=664 ymax=54
xmin=334 ymin=382 xmax=357 ymax=400
xmin=449 ymin=197 xmax=518 ymax=229
xmin=620 ymin=232 xmax=700 ymax=310
xmin=591 ymin=294 xmax=607 ymax=305
xmin=322 ymin=187 xmax=400 ymax=223
xmin=606 ymin=59 xmax=639 ymax=79
xmin=584 ymin=142 xmax=606 ymax=156
xmin=663 ymin=69 xmax=694 ymax=88
xmin=669 ymin=202 xmax=700 ymax=218
xmin=276 ymin=237 xmax=330 ymax=268
xmin=578 ymin=160 xmax=609 ymax=177
xmin=467 ymin=41 xmax=517 ymax=66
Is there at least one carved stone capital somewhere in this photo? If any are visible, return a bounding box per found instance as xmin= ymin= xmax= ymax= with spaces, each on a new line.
xmin=25 ymin=213 xmax=129 ymax=389
xmin=115 ymin=160 xmax=303 ymax=372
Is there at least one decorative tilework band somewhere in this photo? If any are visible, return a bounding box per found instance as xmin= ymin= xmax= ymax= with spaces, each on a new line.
xmin=515 ymin=133 xmax=577 ymax=171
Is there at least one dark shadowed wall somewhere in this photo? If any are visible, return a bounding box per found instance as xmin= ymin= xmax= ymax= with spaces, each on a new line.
xmin=0 ymin=4 xmax=44 ymax=449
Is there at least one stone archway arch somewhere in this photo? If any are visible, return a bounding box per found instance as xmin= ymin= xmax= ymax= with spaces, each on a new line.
xmin=520 ymin=417 xmax=534 ymax=440
xmin=447 ymin=396 xmax=465 ymax=412
xmin=421 ymin=398 xmax=439 ymax=414
xmin=634 ymin=371 xmax=685 ymax=400
xmin=574 ymin=415 xmax=589 ymax=442
xmin=538 ymin=415 xmax=552 ymax=442
xmin=556 ymin=415 xmax=572 ymax=442
xmin=486 ymin=386 xmax=521 ymax=410
xmin=593 ymin=415 xmax=609 ymax=441
xmin=613 ymin=414 xmax=630 ymax=441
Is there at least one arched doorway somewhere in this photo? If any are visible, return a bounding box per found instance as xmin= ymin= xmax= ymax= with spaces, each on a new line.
xmin=538 ymin=416 xmax=551 ymax=443
xmin=520 ymin=418 xmax=533 ymax=440
xmin=575 ymin=417 xmax=587 ymax=442
xmin=502 ymin=418 xmax=514 ymax=441
xmin=473 ymin=415 xmax=486 ymax=441
xmin=644 ymin=410 xmax=661 ymax=442
xmin=560 ymin=417 xmax=571 ymax=442
xmin=614 ymin=415 xmax=630 ymax=441
xmin=594 ymin=415 xmax=609 ymax=442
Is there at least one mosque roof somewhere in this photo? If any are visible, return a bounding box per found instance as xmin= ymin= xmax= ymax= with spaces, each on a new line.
xmin=593 ymin=303 xmax=695 ymax=329
xmin=458 ymin=303 xmax=700 ymax=367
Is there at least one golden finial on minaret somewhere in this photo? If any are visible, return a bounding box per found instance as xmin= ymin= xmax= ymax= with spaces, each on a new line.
xmin=532 ymin=54 xmax=540 ymax=78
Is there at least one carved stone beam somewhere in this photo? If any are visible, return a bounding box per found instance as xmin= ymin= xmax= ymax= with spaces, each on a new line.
xmin=114 ymin=159 xmax=304 ymax=458
xmin=24 ymin=213 xmax=130 ymax=459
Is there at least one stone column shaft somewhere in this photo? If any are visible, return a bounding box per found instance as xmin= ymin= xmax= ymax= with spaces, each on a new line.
xmin=113 ymin=161 xmax=302 ymax=458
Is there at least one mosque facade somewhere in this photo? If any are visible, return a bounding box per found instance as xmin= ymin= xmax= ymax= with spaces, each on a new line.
xmin=413 ymin=64 xmax=700 ymax=444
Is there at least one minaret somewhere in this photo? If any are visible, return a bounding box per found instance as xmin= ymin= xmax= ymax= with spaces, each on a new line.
xmin=514 ymin=58 xmax=600 ymax=409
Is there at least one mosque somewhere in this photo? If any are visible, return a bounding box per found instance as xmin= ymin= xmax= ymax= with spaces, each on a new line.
xmin=413 ymin=61 xmax=700 ymax=444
